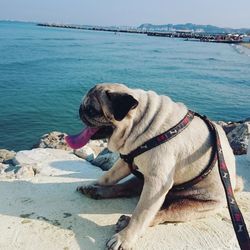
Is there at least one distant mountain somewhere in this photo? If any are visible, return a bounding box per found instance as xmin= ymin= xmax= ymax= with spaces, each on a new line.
xmin=138 ymin=23 xmax=250 ymax=34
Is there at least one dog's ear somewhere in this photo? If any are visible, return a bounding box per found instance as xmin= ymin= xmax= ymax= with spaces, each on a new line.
xmin=106 ymin=91 xmax=138 ymax=121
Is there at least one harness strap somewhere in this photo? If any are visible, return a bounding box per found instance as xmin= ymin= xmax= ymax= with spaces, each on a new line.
xmin=121 ymin=110 xmax=218 ymax=190
xmin=120 ymin=110 xmax=195 ymax=165
xmin=120 ymin=110 xmax=250 ymax=249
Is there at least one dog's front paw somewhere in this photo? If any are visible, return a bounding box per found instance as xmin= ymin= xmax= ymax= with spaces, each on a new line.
xmin=77 ymin=183 xmax=103 ymax=199
xmin=106 ymin=233 xmax=132 ymax=250
xmin=115 ymin=215 xmax=131 ymax=232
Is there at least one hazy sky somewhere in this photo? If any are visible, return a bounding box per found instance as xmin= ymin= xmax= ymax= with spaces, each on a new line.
xmin=1 ymin=0 xmax=250 ymax=28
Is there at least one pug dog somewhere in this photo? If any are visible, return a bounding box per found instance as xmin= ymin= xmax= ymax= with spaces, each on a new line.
xmin=72 ymin=83 xmax=242 ymax=250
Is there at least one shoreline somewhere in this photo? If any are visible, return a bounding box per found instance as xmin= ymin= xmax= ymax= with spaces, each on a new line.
xmin=1 ymin=117 xmax=250 ymax=153
xmin=241 ymin=42 xmax=250 ymax=49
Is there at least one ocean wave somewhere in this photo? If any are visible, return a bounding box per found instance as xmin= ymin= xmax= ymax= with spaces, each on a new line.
xmin=207 ymin=57 xmax=217 ymax=61
xmin=41 ymin=38 xmax=86 ymax=41
xmin=103 ymin=42 xmax=115 ymax=45
xmin=152 ymin=49 xmax=161 ymax=53
xmin=12 ymin=38 xmax=86 ymax=41
xmin=0 ymin=57 xmax=89 ymax=67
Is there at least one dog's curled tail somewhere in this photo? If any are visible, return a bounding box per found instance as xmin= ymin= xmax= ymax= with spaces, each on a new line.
xmin=234 ymin=175 xmax=244 ymax=193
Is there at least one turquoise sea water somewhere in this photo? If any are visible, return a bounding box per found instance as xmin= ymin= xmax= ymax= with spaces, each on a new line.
xmin=0 ymin=21 xmax=250 ymax=151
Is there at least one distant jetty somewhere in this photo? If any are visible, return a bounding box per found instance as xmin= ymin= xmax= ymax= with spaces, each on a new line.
xmin=37 ymin=23 xmax=250 ymax=44
xmin=147 ymin=31 xmax=243 ymax=44
xmin=37 ymin=23 xmax=145 ymax=34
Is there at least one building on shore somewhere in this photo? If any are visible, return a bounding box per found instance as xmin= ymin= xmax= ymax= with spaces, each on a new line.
xmin=242 ymin=35 xmax=250 ymax=43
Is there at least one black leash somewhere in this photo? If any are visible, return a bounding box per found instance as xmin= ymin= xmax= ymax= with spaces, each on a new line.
xmin=120 ymin=110 xmax=250 ymax=250
xmin=195 ymin=112 xmax=250 ymax=250
xmin=213 ymin=120 xmax=250 ymax=249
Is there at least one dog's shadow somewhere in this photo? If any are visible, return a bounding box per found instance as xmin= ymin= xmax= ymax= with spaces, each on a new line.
xmin=0 ymin=160 xmax=138 ymax=250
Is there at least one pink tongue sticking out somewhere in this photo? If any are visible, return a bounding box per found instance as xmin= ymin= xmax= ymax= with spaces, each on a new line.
xmin=65 ymin=127 xmax=99 ymax=149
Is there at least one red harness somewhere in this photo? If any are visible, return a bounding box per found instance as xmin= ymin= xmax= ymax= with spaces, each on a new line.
xmin=120 ymin=110 xmax=250 ymax=250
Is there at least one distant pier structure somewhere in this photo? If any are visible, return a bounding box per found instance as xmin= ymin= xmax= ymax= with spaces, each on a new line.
xmin=37 ymin=23 xmax=249 ymax=44
xmin=147 ymin=30 xmax=243 ymax=44
xmin=37 ymin=23 xmax=145 ymax=34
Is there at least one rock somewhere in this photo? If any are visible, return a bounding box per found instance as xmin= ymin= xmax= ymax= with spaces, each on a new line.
xmin=0 ymin=163 xmax=10 ymax=176
xmin=13 ymin=151 xmax=37 ymax=166
xmin=215 ymin=120 xmax=250 ymax=155
xmin=87 ymin=139 xmax=108 ymax=155
xmin=0 ymin=149 xmax=16 ymax=163
xmin=33 ymin=131 xmax=70 ymax=151
xmin=15 ymin=164 xmax=35 ymax=179
xmin=90 ymin=148 xmax=119 ymax=171
xmin=33 ymin=131 xmax=110 ymax=164
xmin=222 ymin=123 xmax=239 ymax=134
xmin=247 ymin=137 xmax=250 ymax=161
xmin=31 ymin=130 xmax=112 ymax=168
xmin=1 ymin=150 xmax=36 ymax=179
xmin=226 ymin=122 xmax=250 ymax=155
xmin=33 ymin=131 xmax=107 ymax=159
xmin=0 ymin=162 xmax=35 ymax=179
xmin=215 ymin=121 xmax=227 ymax=127
xmin=12 ymin=148 xmax=103 ymax=178
xmin=73 ymin=146 xmax=96 ymax=162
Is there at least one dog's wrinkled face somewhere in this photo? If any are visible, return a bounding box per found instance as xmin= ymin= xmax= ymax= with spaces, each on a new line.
xmin=79 ymin=83 xmax=138 ymax=140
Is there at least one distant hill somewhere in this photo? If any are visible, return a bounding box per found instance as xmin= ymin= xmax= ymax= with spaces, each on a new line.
xmin=138 ymin=23 xmax=250 ymax=34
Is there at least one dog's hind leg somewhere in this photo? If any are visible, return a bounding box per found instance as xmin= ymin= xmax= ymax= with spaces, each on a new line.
xmin=77 ymin=176 xmax=143 ymax=199
xmin=115 ymin=197 xmax=223 ymax=232
xmin=151 ymin=197 xmax=223 ymax=226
